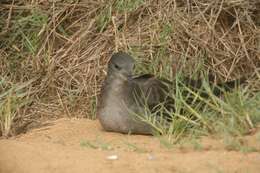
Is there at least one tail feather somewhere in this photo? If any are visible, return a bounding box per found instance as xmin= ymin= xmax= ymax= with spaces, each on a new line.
xmin=180 ymin=76 xmax=247 ymax=97
xmin=211 ymin=77 xmax=247 ymax=96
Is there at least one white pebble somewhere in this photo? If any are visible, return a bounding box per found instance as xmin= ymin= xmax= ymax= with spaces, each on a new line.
xmin=147 ymin=154 xmax=155 ymax=160
xmin=106 ymin=155 xmax=118 ymax=160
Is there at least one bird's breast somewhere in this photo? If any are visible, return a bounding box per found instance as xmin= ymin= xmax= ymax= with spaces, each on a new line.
xmin=97 ymin=79 xmax=132 ymax=132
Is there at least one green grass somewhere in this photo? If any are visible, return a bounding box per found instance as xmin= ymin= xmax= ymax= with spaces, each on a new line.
xmin=80 ymin=137 xmax=113 ymax=150
xmin=2 ymin=9 xmax=48 ymax=56
xmin=96 ymin=5 xmax=112 ymax=32
xmin=96 ymin=0 xmax=144 ymax=32
xmin=223 ymin=135 xmax=258 ymax=153
xmin=1 ymin=0 xmax=259 ymax=141
xmin=123 ymin=140 xmax=148 ymax=153
xmin=0 ymin=77 xmax=35 ymax=137
xmin=115 ymin=0 xmax=144 ymax=12
xmin=89 ymin=96 xmax=98 ymax=119
xmin=130 ymin=65 xmax=260 ymax=143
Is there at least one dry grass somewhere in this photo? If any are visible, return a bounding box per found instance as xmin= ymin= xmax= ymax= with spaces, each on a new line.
xmin=0 ymin=0 xmax=259 ymax=136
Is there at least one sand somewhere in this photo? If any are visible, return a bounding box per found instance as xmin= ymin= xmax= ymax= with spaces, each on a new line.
xmin=1 ymin=118 xmax=260 ymax=173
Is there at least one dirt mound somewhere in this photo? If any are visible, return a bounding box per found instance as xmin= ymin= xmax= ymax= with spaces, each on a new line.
xmin=1 ymin=118 xmax=260 ymax=173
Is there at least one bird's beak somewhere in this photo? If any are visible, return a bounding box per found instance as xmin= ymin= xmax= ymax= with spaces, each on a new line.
xmin=120 ymin=69 xmax=133 ymax=80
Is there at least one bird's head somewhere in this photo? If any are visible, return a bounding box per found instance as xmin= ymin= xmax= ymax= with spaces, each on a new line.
xmin=107 ymin=52 xmax=135 ymax=80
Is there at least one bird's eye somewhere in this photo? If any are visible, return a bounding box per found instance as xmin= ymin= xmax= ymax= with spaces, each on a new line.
xmin=114 ymin=64 xmax=121 ymax=70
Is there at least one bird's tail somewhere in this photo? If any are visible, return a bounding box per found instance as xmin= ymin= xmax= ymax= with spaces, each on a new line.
xmin=211 ymin=77 xmax=247 ymax=96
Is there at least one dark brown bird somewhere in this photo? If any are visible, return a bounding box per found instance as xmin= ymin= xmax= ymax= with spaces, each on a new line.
xmin=97 ymin=52 xmax=245 ymax=135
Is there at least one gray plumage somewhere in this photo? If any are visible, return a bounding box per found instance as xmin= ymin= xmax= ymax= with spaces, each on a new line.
xmin=97 ymin=52 xmax=246 ymax=135
xmin=97 ymin=52 xmax=167 ymax=134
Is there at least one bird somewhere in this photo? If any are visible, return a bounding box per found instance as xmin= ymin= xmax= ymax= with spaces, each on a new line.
xmin=97 ymin=52 xmax=246 ymax=135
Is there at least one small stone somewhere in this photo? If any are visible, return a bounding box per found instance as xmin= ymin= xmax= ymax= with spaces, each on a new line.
xmin=106 ymin=155 xmax=118 ymax=160
xmin=147 ymin=154 xmax=155 ymax=160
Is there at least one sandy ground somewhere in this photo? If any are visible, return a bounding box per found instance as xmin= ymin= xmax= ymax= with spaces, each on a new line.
xmin=0 ymin=118 xmax=260 ymax=173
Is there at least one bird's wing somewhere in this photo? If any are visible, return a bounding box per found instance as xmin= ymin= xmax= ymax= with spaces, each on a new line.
xmin=130 ymin=74 xmax=246 ymax=108
xmin=130 ymin=74 xmax=171 ymax=108
xmin=130 ymin=74 xmax=206 ymax=107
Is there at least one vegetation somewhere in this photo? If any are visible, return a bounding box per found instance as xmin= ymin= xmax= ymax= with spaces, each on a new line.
xmin=0 ymin=0 xmax=259 ymax=142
